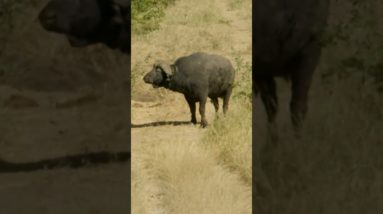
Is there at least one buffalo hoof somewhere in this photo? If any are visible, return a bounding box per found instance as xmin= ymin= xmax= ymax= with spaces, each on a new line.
xmin=201 ymin=120 xmax=208 ymax=128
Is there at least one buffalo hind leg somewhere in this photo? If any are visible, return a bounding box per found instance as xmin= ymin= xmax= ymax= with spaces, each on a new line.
xmin=199 ymin=96 xmax=208 ymax=128
xmin=256 ymin=77 xmax=278 ymax=142
xmin=185 ymin=95 xmax=197 ymax=124
xmin=223 ymin=87 xmax=233 ymax=114
xmin=211 ymin=98 xmax=219 ymax=113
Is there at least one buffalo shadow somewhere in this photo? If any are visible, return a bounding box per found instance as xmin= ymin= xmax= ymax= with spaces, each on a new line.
xmin=131 ymin=120 xmax=192 ymax=128
xmin=0 ymin=151 xmax=130 ymax=173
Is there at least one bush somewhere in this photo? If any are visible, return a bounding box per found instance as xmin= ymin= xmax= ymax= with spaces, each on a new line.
xmin=320 ymin=0 xmax=383 ymax=89
xmin=131 ymin=0 xmax=176 ymax=34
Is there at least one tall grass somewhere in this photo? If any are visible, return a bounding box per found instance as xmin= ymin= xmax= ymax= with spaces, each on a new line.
xmin=255 ymin=77 xmax=383 ymax=214
xmin=132 ymin=140 xmax=252 ymax=214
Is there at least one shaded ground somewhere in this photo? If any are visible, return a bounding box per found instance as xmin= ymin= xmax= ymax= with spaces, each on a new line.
xmin=0 ymin=1 xmax=131 ymax=211
xmin=0 ymin=82 xmax=131 ymax=213
xmin=0 ymin=164 xmax=130 ymax=213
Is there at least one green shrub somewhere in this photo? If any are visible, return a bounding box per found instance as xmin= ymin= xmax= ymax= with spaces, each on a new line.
xmin=132 ymin=0 xmax=176 ymax=34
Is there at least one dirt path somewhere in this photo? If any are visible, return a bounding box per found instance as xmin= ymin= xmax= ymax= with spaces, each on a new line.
xmin=132 ymin=93 xmax=208 ymax=144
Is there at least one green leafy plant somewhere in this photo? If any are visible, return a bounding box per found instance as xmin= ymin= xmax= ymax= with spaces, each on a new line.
xmin=132 ymin=0 xmax=176 ymax=34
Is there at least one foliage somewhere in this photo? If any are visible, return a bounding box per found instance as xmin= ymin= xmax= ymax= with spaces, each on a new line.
xmin=232 ymin=56 xmax=252 ymax=100
xmin=131 ymin=0 xmax=176 ymax=34
xmin=321 ymin=0 xmax=383 ymax=89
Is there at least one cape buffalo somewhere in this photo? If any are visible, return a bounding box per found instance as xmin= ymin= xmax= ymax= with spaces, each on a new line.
xmin=143 ymin=52 xmax=235 ymax=128
xmin=38 ymin=0 xmax=130 ymax=53
xmin=254 ymin=0 xmax=330 ymax=133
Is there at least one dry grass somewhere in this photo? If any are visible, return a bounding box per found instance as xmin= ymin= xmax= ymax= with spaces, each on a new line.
xmin=132 ymin=140 xmax=251 ymax=214
xmin=201 ymin=44 xmax=252 ymax=187
xmin=255 ymin=77 xmax=383 ymax=214
xmin=202 ymin=101 xmax=252 ymax=185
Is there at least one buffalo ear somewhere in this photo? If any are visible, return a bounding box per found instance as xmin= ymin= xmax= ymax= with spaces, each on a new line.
xmin=154 ymin=60 xmax=173 ymax=77
xmin=110 ymin=4 xmax=124 ymax=25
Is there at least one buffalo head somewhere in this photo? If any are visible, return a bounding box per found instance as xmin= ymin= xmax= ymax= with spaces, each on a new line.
xmin=38 ymin=0 xmax=130 ymax=53
xmin=143 ymin=61 xmax=175 ymax=88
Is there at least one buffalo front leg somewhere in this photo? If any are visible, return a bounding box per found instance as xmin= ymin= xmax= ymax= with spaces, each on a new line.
xmin=199 ymin=97 xmax=208 ymax=128
xmin=185 ymin=95 xmax=197 ymax=124
xmin=290 ymin=43 xmax=321 ymax=132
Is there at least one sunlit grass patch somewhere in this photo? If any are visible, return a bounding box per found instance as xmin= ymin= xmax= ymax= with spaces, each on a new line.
xmin=133 ymin=140 xmax=251 ymax=214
